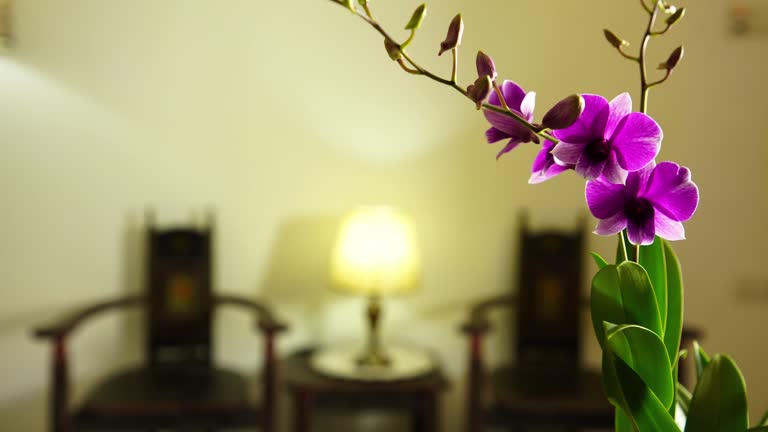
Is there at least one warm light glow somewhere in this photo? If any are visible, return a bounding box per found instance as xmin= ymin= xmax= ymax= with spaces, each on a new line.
xmin=331 ymin=207 xmax=421 ymax=296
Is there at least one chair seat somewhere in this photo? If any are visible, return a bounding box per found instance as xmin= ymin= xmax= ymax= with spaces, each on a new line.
xmin=74 ymin=366 xmax=263 ymax=429
xmin=484 ymin=365 xmax=613 ymax=426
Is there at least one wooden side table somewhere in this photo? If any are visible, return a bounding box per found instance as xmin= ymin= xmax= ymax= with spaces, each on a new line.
xmin=283 ymin=348 xmax=449 ymax=432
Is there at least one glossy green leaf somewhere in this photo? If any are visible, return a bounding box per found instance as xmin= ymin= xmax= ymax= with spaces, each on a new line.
xmin=405 ymin=4 xmax=427 ymax=30
xmin=591 ymin=251 xmax=609 ymax=269
xmin=693 ymin=341 xmax=710 ymax=380
xmin=759 ymin=409 xmax=768 ymax=426
xmin=591 ymin=262 xmax=662 ymax=347
xmin=615 ymin=407 xmax=633 ymax=432
xmin=638 ymin=237 xmax=668 ymax=332
xmin=663 ymin=239 xmax=684 ymax=364
xmin=603 ymin=349 xmax=681 ymax=432
xmin=606 ymin=324 xmax=675 ymax=409
xmin=685 ymin=355 xmax=748 ymax=432
xmin=677 ymin=382 xmax=692 ymax=416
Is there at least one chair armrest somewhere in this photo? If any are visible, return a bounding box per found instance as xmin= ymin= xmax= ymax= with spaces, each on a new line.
xmin=213 ymin=295 xmax=288 ymax=333
xmin=460 ymin=293 xmax=517 ymax=335
xmin=33 ymin=296 xmax=145 ymax=340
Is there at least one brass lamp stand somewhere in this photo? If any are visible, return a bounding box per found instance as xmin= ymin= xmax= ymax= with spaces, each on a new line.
xmin=358 ymin=294 xmax=390 ymax=367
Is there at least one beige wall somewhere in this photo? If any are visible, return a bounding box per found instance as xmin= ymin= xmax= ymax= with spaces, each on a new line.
xmin=1 ymin=0 xmax=767 ymax=430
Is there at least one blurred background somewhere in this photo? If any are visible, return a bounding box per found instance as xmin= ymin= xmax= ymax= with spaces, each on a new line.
xmin=1 ymin=0 xmax=767 ymax=430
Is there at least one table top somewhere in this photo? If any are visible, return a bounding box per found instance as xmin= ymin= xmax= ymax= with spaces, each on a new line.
xmin=283 ymin=347 xmax=449 ymax=394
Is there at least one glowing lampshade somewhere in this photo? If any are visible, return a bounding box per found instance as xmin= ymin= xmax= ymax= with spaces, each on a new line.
xmin=331 ymin=206 xmax=420 ymax=297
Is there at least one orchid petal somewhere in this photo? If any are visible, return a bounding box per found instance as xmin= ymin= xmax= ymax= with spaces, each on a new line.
xmin=496 ymin=138 xmax=522 ymax=159
xmin=576 ymin=155 xmax=607 ymax=180
xmin=654 ymin=211 xmax=686 ymax=241
xmin=625 ymin=161 xmax=655 ymax=197
xmin=520 ymin=91 xmax=536 ymax=121
xmin=483 ymin=109 xmax=532 ymax=139
xmin=551 ymin=141 xmax=587 ymax=165
xmin=531 ymin=141 xmax=555 ymax=172
xmin=600 ymin=151 xmax=629 ymax=184
xmin=644 ymin=161 xmax=699 ymax=221
xmin=610 ymin=112 xmax=662 ymax=171
xmin=500 ymin=81 xmax=526 ymax=111
xmin=626 ymin=209 xmax=657 ymax=246
xmin=486 ymin=127 xmax=510 ymax=144
xmin=586 ymin=179 xmax=626 ymax=219
xmin=552 ymin=94 xmax=609 ymax=144
xmin=529 ymin=163 xmax=570 ymax=184
xmin=606 ymin=93 xmax=632 ymax=139
xmin=594 ymin=212 xmax=628 ymax=236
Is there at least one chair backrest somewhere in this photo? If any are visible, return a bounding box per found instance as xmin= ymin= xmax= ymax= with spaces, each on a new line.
xmin=145 ymin=220 xmax=213 ymax=367
xmin=514 ymin=215 xmax=584 ymax=372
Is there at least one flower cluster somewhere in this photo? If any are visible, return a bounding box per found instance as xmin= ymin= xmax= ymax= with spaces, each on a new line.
xmin=479 ymin=69 xmax=698 ymax=245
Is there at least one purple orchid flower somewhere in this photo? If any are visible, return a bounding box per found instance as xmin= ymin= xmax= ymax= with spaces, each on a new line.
xmin=483 ymin=80 xmax=538 ymax=159
xmin=586 ymin=161 xmax=699 ymax=245
xmin=551 ymin=93 xmax=662 ymax=184
xmin=529 ymin=140 xmax=574 ymax=184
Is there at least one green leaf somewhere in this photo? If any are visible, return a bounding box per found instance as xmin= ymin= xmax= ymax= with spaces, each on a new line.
xmin=603 ymin=349 xmax=680 ymax=432
xmin=638 ymin=237 xmax=668 ymax=332
xmin=590 ymin=262 xmax=663 ymax=347
xmin=693 ymin=341 xmax=710 ymax=380
xmin=759 ymin=409 xmax=768 ymax=426
xmin=606 ymin=324 xmax=675 ymax=409
xmin=747 ymin=428 xmax=768 ymax=432
xmin=685 ymin=355 xmax=748 ymax=432
xmin=615 ymin=408 xmax=633 ymax=432
xmin=591 ymin=251 xmax=609 ymax=269
xmin=405 ymin=4 xmax=427 ymax=30
xmin=677 ymin=382 xmax=692 ymax=415
xmin=663 ymin=239 xmax=684 ymax=364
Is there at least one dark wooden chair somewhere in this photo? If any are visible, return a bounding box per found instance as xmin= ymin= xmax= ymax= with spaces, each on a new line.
xmin=461 ymin=217 xmax=615 ymax=432
xmin=33 ymin=220 xmax=287 ymax=432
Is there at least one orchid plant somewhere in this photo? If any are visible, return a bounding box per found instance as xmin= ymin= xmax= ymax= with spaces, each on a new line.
xmin=324 ymin=0 xmax=767 ymax=430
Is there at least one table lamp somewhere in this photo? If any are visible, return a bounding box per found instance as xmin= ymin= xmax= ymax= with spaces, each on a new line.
xmin=312 ymin=206 xmax=431 ymax=380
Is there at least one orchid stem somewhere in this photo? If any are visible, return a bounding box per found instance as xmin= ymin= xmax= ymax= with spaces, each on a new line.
xmin=619 ymin=232 xmax=629 ymax=261
xmin=402 ymin=29 xmax=416 ymax=49
xmin=325 ymin=0 xmax=557 ymax=144
xmin=639 ymin=1 xmax=661 ymax=113
xmin=647 ymin=69 xmax=671 ymax=87
xmin=640 ymin=0 xmax=653 ymax=14
xmin=636 ymin=243 xmax=641 ymax=263
xmin=492 ymin=82 xmax=512 ymax=112
xmin=451 ymin=49 xmax=458 ymax=84
xmin=397 ymin=59 xmax=421 ymax=75
xmin=362 ymin=2 xmax=373 ymax=19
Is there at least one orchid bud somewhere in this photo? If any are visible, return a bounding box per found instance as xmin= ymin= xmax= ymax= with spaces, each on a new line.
xmin=476 ymin=51 xmax=497 ymax=81
xmin=438 ymin=14 xmax=464 ymax=56
xmin=666 ymin=8 xmax=685 ymax=26
xmin=658 ymin=46 xmax=683 ymax=70
xmin=405 ymin=4 xmax=427 ymax=30
xmin=541 ymin=94 xmax=585 ymax=130
xmin=603 ymin=29 xmax=627 ymax=49
xmin=467 ymin=75 xmax=492 ymax=110
xmin=340 ymin=0 xmax=355 ymax=12
xmin=384 ymin=39 xmax=402 ymax=61
xmin=357 ymin=0 xmax=367 ymax=6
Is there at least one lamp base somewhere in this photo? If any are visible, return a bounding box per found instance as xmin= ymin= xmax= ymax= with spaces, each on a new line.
xmin=311 ymin=345 xmax=433 ymax=381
